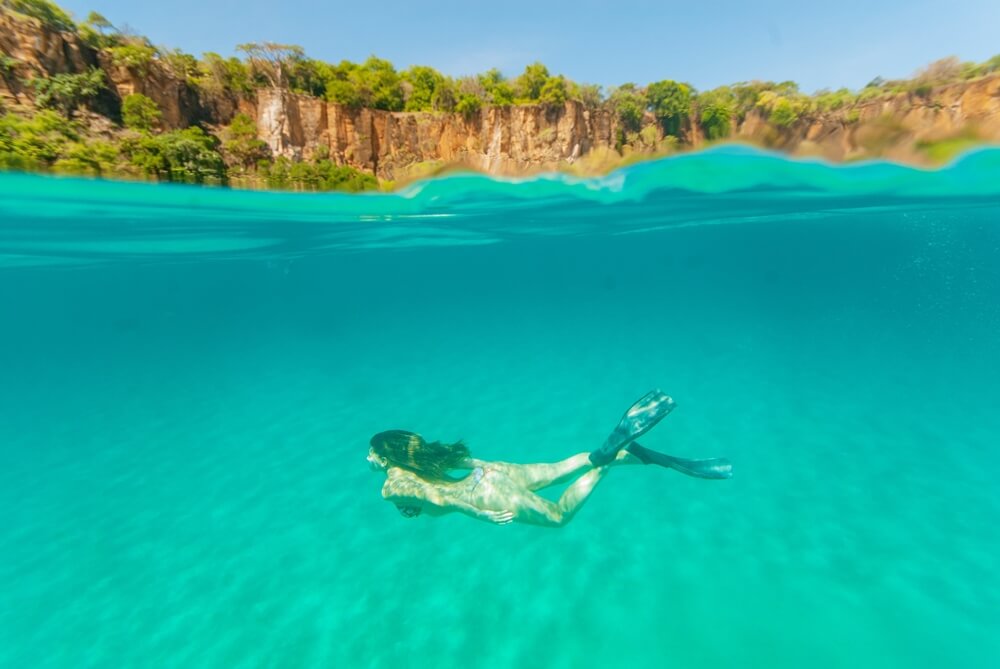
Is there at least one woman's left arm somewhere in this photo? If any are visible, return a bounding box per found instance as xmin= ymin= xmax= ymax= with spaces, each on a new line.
xmin=446 ymin=500 xmax=514 ymax=525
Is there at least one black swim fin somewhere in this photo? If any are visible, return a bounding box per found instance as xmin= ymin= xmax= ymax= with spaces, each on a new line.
xmin=627 ymin=441 xmax=733 ymax=479
xmin=589 ymin=390 xmax=676 ymax=466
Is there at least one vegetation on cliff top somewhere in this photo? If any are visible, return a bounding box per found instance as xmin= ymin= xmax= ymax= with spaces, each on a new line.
xmin=1 ymin=0 xmax=1000 ymax=190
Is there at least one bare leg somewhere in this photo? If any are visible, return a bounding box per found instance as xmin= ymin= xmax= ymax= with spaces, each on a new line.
xmin=511 ymin=450 xmax=641 ymax=527
xmin=494 ymin=449 xmax=644 ymax=491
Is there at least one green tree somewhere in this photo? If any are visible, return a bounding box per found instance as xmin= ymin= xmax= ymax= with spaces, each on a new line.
xmin=286 ymin=57 xmax=330 ymax=97
xmin=355 ymin=56 xmax=404 ymax=111
xmin=539 ymin=76 xmax=567 ymax=107
xmin=646 ymin=80 xmax=693 ymax=137
xmin=478 ymin=68 xmax=514 ymax=106
xmin=609 ymin=83 xmax=647 ymax=133
xmin=430 ymin=78 xmax=457 ymax=111
xmin=121 ymin=93 xmax=161 ymax=131
xmin=325 ymin=79 xmax=363 ymax=107
xmin=695 ymin=87 xmax=735 ymax=140
xmin=79 ymin=10 xmax=120 ymax=49
xmin=236 ymin=42 xmax=305 ymax=88
xmin=515 ymin=62 xmax=549 ymax=101
xmin=402 ymin=65 xmax=444 ymax=111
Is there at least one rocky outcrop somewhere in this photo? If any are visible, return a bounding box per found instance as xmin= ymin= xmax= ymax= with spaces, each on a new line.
xmin=252 ymin=88 xmax=621 ymax=178
xmin=247 ymin=76 xmax=1000 ymax=179
xmin=0 ymin=9 xmax=209 ymax=126
xmin=0 ymin=10 xmax=91 ymax=78
xmin=3 ymin=6 xmax=1000 ymax=180
xmin=97 ymin=54 xmax=204 ymax=129
xmin=734 ymin=76 xmax=1000 ymax=163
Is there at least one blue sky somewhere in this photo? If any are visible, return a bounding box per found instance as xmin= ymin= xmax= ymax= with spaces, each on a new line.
xmin=58 ymin=0 xmax=999 ymax=93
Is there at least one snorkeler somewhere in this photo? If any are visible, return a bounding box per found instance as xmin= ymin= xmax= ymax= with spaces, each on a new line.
xmin=367 ymin=390 xmax=732 ymax=527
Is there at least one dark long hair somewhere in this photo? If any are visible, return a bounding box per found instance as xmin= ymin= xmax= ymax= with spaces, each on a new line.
xmin=370 ymin=430 xmax=470 ymax=482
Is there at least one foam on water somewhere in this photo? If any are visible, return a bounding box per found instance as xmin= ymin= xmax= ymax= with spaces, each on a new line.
xmin=1 ymin=148 xmax=999 ymax=668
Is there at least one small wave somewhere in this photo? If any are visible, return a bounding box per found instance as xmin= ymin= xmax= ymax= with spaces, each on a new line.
xmin=2 ymin=147 xmax=999 ymax=268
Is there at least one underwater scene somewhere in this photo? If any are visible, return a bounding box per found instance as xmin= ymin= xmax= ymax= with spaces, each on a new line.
xmin=1 ymin=147 xmax=999 ymax=668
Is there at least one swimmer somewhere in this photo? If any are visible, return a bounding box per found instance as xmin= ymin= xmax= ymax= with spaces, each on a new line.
xmin=368 ymin=390 xmax=732 ymax=527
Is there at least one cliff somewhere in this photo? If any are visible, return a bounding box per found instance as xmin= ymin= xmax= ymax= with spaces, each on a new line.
xmin=2 ymin=7 xmax=1000 ymax=184
xmin=253 ymin=88 xmax=619 ymax=178
xmin=248 ymin=77 xmax=1000 ymax=179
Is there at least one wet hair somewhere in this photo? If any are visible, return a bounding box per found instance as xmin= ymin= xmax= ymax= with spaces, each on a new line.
xmin=370 ymin=429 xmax=470 ymax=482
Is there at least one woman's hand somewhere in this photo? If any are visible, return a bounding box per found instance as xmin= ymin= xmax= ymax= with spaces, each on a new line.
xmin=482 ymin=510 xmax=514 ymax=525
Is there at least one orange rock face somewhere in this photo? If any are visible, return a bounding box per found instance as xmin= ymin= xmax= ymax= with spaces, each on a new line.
xmin=3 ymin=7 xmax=1000 ymax=179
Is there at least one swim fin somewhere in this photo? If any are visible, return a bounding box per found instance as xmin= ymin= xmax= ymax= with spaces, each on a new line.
xmin=627 ymin=441 xmax=733 ymax=479
xmin=589 ymin=390 xmax=676 ymax=466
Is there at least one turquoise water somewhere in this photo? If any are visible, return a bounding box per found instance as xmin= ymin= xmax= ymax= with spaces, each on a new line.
xmin=1 ymin=147 xmax=999 ymax=668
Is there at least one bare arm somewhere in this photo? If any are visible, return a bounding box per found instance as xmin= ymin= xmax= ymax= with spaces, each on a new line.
xmin=446 ymin=500 xmax=514 ymax=525
xmin=383 ymin=473 xmax=512 ymax=525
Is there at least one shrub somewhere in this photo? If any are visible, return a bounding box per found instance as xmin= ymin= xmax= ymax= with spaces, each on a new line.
xmin=110 ymin=44 xmax=157 ymax=75
xmin=814 ymin=88 xmax=853 ymax=113
xmin=159 ymin=49 xmax=199 ymax=82
xmin=768 ymin=97 xmax=799 ymax=127
xmin=223 ymin=112 xmax=268 ymax=169
xmin=539 ymin=76 xmax=567 ymax=107
xmin=916 ymin=56 xmax=962 ymax=84
xmin=260 ymin=156 xmax=378 ymax=192
xmin=121 ymin=93 xmax=161 ymax=131
xmin=121 ymin=126 xmax=225 ymax=183
xmin=28 ymin=68 xmax=106 ymax=116
xmin=455 ymin=94 xmax=481 ymax=119
xmin=52 ymin=139 xmax=119 ymax=175
xmin=0 ymin=110 xmax=121 ymax=174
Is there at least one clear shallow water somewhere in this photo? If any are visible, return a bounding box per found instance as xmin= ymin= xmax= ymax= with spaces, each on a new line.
xmin=1 ymin=147 xmax=999 ymax=668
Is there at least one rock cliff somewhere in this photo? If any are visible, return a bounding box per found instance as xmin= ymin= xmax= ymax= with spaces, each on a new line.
xmin=253 ymin=88 xmax=620 ymax=178
xmin=2 ymin=8 xmax=1000 ymax=182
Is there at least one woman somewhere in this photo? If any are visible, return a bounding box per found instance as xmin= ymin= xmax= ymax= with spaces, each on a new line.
xmin=367 ymin=390 xmax=732 ymax=527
